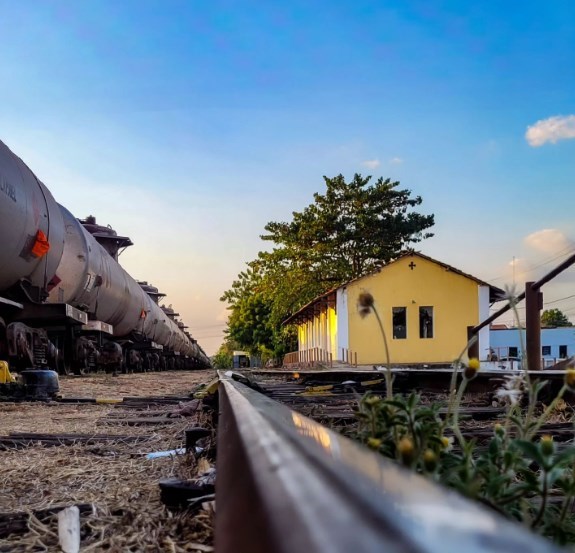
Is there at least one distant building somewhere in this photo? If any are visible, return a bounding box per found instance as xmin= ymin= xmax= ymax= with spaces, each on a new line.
xmin=489 ymin=327 xmax=575 ymax=365
xmin=284 ymin=252 xmax=503 ymax=365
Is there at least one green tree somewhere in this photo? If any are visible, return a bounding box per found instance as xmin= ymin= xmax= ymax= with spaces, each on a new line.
xmin=541 ymin=308 xmax=573 ymax=327
xmin=211 ymin=339 xmax=238 ymax=369
xmin=262 ymin=174 xmax=435 ymax=283
xmin=221 ymin=173 xmax=434 ymax=356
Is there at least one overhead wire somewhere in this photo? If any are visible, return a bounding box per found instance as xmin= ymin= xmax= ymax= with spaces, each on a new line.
xmin=484 ymin=245 xmax=575 ymax=283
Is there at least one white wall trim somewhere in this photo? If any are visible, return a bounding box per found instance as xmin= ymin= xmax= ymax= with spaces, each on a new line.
xmin=336 ymin=288 xmax=349 ymax=358
xmin=478 ymin=285 xmax=490 ymax=360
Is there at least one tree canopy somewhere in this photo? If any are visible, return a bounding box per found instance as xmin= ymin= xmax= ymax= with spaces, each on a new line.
xmin=220 ymin=173 xmax=435 ymax=358
xmin=541 ymin=308 xmax=573 ymax=327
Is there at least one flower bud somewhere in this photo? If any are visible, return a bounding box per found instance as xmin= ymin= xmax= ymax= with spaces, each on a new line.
xmin=358 ymin=292 xmax=375 ymax=318
xmin=464 ymin=358 xmax=480 ymax=380
xmin=423 ymin=449 xmax=437 ymax=472
xmin=440 ymin=436 xmax=453 ymax=451
xmin=364 ymin=395 xmax=382 ymax=407
xmin=540 ymin=435 xmax=555 ymax=456
xmin=565 ymin=369 xmax=575 ymax=391
xmin=398 ymin=437 xmax=415 ymax=466
xmin=367 ymin=437 xmax=382 ymax=450
xmin=358 ymin=291 xmax=375 ymax=309
xmin=494 ymin=423 xmax=505 ymax=438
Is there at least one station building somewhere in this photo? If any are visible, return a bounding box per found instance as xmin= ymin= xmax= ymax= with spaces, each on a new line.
xmin=284 ymin=252 xmax=504 ymax=366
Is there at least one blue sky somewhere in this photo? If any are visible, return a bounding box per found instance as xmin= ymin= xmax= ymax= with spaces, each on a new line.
xmin=1 ymin=1 xmax=574 ymax=354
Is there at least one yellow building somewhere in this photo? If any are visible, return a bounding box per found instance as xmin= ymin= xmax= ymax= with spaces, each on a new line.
xmin=284 ymin=252 xmax=503 ymax=366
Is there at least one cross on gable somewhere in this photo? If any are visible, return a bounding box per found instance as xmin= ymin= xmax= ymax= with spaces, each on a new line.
xmin=409 ymin=261 xmax=416 ymax=270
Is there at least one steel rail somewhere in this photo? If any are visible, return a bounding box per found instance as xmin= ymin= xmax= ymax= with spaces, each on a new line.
xmin=215 ymin=373 xmax=563 ymax=553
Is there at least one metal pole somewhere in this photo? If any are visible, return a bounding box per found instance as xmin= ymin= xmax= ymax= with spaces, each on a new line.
xmin=471 ymin=251 xmax=575 ymax=335
xmin=467 ymin=326 xmax=479 ymax=359
xmin=525 ymin=281 xmax=543 ymax=371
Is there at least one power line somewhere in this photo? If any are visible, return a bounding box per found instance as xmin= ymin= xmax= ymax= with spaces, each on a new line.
xmin=485 ymin=245 xmax=575 ymax=283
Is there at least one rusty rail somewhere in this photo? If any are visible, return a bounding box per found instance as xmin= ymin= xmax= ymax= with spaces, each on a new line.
xmin=215 ymin=372 xmax=562 ymax=553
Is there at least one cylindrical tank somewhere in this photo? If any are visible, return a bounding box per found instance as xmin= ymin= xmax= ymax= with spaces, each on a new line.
xmin=0 ymin=138 xmax=210 ymax=367
xmin=0 ymin=140 xmax=65 ymax=294
xmin=48 ymin=206 xmax=146 ymax=336
xmin=48 ymin=206 xmax=209 ymax=365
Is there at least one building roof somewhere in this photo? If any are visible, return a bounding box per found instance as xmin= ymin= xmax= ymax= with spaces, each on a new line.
xmin=283 ymin=251 xmax=505 ymax=325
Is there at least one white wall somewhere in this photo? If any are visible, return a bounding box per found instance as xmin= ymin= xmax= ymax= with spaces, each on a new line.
xmin=478 ymin=285 xmax=490 ymax=360
xmin=336 ymin=287 xmax=349 ymax=358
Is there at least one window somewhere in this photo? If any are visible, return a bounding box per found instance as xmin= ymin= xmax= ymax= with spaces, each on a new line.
xmin=392 ymin=307 xmax=407 ymax=339
xmin=560 ymin=345 xmax=568 ymax=358
xmin=508 ymin=347 xmax=518 ymax=358
xmin=542 ymin=346 xmax=551 ymax=356
xmin=419 ymin=307 xmax=433 ymax=338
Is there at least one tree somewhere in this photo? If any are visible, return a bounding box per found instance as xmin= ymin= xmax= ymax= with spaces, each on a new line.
xmin=211 ymin=338 xmax=240 ymax=369
xmin=541 ymin=309 xmax=573 ymax=327
xmin=221 ymin=173 xmax=434 ymax=355
xmin=212 ymin=347 xmax=233 ymax=369
xmin=262 ymin=174 xmax=435 ymax=284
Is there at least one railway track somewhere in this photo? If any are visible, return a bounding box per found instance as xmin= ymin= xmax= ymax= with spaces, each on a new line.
xmin=216 ymin=370 xmax=564 ymax=553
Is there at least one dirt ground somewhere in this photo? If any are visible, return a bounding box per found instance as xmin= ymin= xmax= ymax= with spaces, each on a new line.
xmin=0 ymin=369 xmax=217 ymax=552
xmin=58 ymin=370 xmax=217 ymax=400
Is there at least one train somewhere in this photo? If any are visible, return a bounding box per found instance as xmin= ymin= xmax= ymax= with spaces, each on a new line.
xmin=0 ymin=138 xmax=210 ymax=394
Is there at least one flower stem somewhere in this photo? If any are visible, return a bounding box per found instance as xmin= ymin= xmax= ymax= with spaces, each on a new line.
xmin=452 ymin=377 xmax=469 ymax=448
xmin=372 ymin=306 xmax=393 ymax=400
xmin=532 ymin=472 xmax=548 ymax=529
xmin=444 ymin=335 xmax=477 ymax=432
xmin=527 ymin=384 xmax=567 ymax=439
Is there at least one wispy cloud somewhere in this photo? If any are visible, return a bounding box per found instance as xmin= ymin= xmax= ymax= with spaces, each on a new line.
xmin=362 ymin=159 xmax=380 ymax=169
xmin=525 ymin=115 xmax=575 ymax=147
xmin=389 ymin=157 xmax=403 ymax=165
xmin=523 ymin=229 xmax=574 ymax=254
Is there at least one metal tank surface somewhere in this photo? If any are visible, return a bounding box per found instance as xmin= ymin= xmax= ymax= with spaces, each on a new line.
xmin=47 ymin=206 xmax=146 ymax=336
xmin=0 ymin=140 xmax=65 ymax=295
xmin=0 ymin=138 xmax=210 ymax=371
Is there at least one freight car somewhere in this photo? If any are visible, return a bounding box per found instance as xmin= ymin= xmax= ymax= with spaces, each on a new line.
xmin=0 ymin=138 xmax=210 ymax=394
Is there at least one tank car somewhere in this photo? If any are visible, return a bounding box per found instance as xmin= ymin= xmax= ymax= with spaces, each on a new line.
xmin=0 ymin=138 xmax=209 ymax=394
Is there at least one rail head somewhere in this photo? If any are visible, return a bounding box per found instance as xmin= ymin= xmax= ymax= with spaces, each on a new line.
xmin=215 ymin=372 xmax=564 ymax=553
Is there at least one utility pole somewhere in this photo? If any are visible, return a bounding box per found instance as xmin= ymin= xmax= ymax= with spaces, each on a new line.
xmin=470 ymin=251 xmax=575 ymax=369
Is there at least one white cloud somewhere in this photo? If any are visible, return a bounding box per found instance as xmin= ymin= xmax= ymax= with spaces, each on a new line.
xmin=525 ymin=115 xmax=575 ymax=147
xmin=362 ymin=159 xmax=381 ymax=169
xmin=523 ymin=229 xmax=574 ymax=254
xmin=389 ymin=157 xmax=404 ymax=165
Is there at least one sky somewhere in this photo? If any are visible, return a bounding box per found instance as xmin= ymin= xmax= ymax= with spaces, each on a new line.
xmin=0 ymin=1 xmax=574 ymax=355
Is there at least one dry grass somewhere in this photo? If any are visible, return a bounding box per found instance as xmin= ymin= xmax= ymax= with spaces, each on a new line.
xmin=0 ymin=370 xmax=216 ymax=552
xmin=58 ymin=370 xmax=217 ymax=400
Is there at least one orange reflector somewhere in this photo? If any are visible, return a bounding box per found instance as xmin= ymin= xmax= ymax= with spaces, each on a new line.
xmin=31 ymin=230 xmax=50 ymax=258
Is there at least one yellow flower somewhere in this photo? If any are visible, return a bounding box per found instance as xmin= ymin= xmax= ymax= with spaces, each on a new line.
xmin=398 ymin=437 xmax=415 ymax=465
xmin=468 ymin=358 xmax=480 ymax=370
xmin=494 ymin=423 xmax=505 ymax=438
xmin=565 ymin=369 xmax=575 ymax=390
xmin=464 ymin=358 xmax=481 ymax=380
xmin=440 ymin=436 xmax=453 ymax=451
xmin=367 ymin=437 xmax=382 ymax=450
